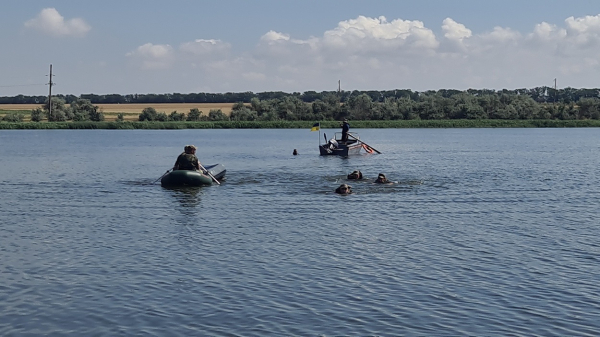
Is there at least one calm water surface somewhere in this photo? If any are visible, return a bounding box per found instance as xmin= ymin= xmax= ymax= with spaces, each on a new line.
xmin=1 ymin=128 xmax=599 ymax=336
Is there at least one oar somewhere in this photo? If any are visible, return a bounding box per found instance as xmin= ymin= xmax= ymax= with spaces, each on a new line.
xmin=199 ymin=163 xmax=221 ymax=185
xmin=348 ymin=134 xmax=382 ymax=154
xmin=153 ymin=169 xmax=172 ymax=184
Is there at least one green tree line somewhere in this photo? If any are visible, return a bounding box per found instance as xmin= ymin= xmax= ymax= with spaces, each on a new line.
xmin=10 ymin=90 xmax=600 ymax=123
xmin=226 ymin=93 xmax=600 ymax=121
xmin=2 ymin=86 xmax=600 ymax=105
xmin=138 ymin=92 xmax=600 ymax=122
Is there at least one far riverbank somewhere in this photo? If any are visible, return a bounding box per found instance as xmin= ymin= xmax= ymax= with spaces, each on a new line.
xmin=2 ymin=119 xmax=600 ymax=130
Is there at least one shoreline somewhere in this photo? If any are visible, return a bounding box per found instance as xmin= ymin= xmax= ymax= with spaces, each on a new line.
xmin=1 ymin=119 xmax=600 ymax=130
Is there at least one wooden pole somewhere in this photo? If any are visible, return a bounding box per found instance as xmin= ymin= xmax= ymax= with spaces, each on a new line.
xmin=47 ymin=64 xmax=53 ymax=119
xmin=554 ymin=78 xmax=557 ymax=106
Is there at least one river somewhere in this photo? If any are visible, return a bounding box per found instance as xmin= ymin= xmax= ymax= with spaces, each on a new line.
xmin=1 ymin=128 xmax=599 ymax=336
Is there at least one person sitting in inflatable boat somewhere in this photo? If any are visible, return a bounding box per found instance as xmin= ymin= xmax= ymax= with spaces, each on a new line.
xmin=173 ymin=145 xmax=201 ymax=171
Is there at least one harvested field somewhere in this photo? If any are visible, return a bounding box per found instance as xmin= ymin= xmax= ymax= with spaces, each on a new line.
xmin=0 ymin=103 xmax=236 ymax=121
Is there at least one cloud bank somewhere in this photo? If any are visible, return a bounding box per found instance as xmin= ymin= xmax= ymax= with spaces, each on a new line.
xmin=100 ymin=12 xmax=600 ymax=92
xmin=24 ymin=8 xmax=90 ymax=38
xmin=18 ymin=7 xmax=600 ymax=93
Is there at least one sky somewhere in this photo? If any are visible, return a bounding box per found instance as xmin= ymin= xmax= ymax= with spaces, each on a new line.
xmin=1 ymin=0 xmax=600 ymax=97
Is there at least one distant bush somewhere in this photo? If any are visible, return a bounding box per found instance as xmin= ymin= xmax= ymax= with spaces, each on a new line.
xmin=1 ymin=112 xmax=24 ymax=122
xmin=45 ymin=97 xmax=68 ymax=122
xmin=230 ymin=106 xmax=258 ymax=121
xmin=208 ymin=109 xmax=229 ymax=121
xmin=186 ymin=108 xmax=202 ymax=121
xmin=168 ymin=111 xmax=186 ymax=121
xmin=69 ymin=99 xmax=105 ymax=121
xmin=139 ymin=107 xmax=158 ymax=121
xmin=30 ymin=108 xmax=44 ymax=122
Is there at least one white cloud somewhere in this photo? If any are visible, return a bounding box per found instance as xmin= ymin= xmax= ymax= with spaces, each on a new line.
xmin=260 ymin=31 xmax=290 ymax=43
xmin=527 ymin=15 xmax=600 ymax=56
xmin=481 ymin=26 xmax=521 ymax=42
xmin=564 ymin=14 xmax=600 ymax=49
xmin=565 ymin=14 xmax=600 ymax=34
xmin=126 ymin=43 xmax=174 ymax=69
xmin=321 ymin=15 xmax=439 ymax=52
xmin=24 ymin=8 xmax=90 ymax=37
xmin=180 ymin=39 xmax=231 ymax=56
xmin=530 ymin=22 xmax=567 ymax=41
xmin=442 ymin=18 xmax=472 ymax=41
xmin=439 ymin=18 xmax=472 ymax=54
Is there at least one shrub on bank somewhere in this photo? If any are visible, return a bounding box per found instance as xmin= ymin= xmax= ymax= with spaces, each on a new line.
xmin=2 ymin=112 xmax=24 ymax=122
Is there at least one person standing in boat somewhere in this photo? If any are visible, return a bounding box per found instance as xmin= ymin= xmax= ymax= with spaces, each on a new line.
xmin=341 ymin=119 xmax=350 ymax=142
xmin=173 ymin=145 xmax=201 ymax=171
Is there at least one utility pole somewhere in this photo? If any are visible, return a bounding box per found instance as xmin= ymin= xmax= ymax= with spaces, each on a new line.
xmin=338 ymin=80 xmax=341 ymax=94
xmin=554 ymin=78 xmax=557 ymax=106
xmin=47 ymin=64 xmax=54 ymax=120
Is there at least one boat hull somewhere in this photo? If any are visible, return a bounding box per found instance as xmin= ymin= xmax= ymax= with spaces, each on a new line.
xmin=319 ymin=141 xmax=363 ymax=156
xmin=161 ymin=164 xmax=226 ymax=187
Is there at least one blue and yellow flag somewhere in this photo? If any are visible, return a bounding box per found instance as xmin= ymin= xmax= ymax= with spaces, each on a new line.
xmin=310 ymin=122 xmax=320 ymax=131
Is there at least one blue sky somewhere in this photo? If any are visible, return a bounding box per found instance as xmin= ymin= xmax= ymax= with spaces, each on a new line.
xmin=1 ymin=0 xmax=600 ymax=96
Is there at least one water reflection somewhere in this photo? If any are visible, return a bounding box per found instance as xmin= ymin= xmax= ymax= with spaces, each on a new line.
xmin=162 ymin=186 xmax=205 ymax=231
xmin=165 ymin=186 xmax=203 ymax=209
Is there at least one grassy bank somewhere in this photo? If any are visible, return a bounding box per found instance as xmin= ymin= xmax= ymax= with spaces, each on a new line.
xmin=1 ymin=119 xmax=600 ymax=130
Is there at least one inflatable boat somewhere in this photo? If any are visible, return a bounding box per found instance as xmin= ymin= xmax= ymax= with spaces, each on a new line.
xmin=160 ymin=164 xmax=226 ymax=187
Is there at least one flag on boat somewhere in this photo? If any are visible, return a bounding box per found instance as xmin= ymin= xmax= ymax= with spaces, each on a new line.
xmin=310 ymin=122 xmax=320 ymax=131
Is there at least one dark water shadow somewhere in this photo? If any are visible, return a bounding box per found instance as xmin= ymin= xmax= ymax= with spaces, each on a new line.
xmin=161 ymin=187 xmax=206 ymax=234
xmin=123 ymin=179 xmax=160 ymax=186
xmin=163 ymin=186 xmax=204 ymax=209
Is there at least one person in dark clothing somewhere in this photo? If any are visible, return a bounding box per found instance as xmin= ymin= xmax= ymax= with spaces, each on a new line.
xmin=347 ymin=170 xmax=363 ymax=180
xmin=375 ymin=173 xmax=390 ymax=184
xmin=173 ymin=145 xmax=201 ymax=171
xmin=335 ymin=183 xmax=352 ymax=194
xmin=341 ymin=119 xmax=350 ymax=142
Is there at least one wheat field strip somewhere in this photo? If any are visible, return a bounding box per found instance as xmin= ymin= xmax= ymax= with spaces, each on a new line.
xmin=1 ymin=102 xmax=234 ymax=115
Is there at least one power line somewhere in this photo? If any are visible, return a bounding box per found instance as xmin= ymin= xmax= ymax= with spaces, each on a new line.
xmin=0 ymin=83 xmax=46 ymax=88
